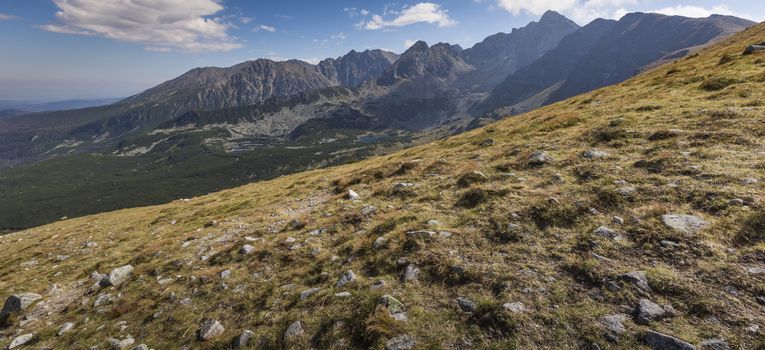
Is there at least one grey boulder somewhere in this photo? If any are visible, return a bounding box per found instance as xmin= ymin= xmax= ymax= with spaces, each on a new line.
xmin=644 ymin=330 xmax=696 ymax=350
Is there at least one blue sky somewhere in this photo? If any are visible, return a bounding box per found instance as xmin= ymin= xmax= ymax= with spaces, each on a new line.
xmin=0 ymin=0 xmax=762 ymax=101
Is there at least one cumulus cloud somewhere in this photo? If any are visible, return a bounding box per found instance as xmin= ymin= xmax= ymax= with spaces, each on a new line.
xmin=360 ymin=3 xmax=457 ymax=30
xmin=652 ymin=5 xmax=751 ymax=20
xmin=39 ymin=0 xmax=242 ymax=52
xmin=0 ymin=13 xmax=17 ymax=20
xmin=254 ymin=24 xmax=276 ymax=32
xmin=495 ymin=0 xmax=637 ymax=23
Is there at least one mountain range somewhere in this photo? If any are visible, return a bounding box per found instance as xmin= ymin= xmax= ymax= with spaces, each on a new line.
xmin=0 ymin=11 xmax=755 ymax=231
xmin=1 ymin=18 xmax=764 ymax=349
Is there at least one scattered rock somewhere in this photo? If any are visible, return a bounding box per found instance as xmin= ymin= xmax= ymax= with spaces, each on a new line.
xmin=386 ymin=334 xmax=416 ymax=350
xmin=502 ymin=302 xmax=525 ymax=313
xmin=660 ymin=240 xmax=680 ymax=248
xmin=1 ymin=293 xmax=42 ymax=320
xmin=742 ymin=177 xmax=758 ymax=185
xmin=93 ymin=293 xmax=113 ymax=308
xmin=662 ymin=214 xmax=708 ymax=235
xmin=8 ymin=334 xmax=34 ymax=349
xmin=336 ymin=270 xmax=357 ymax=287
xmin=99 ymin=265 xmax=134 ymax=287
xmin=220 ymin=270 xmax=232 ymax=279
xmin=379 ymin=295 xmax=405 ymax=314
xmin=335 ymin=292 xmax=352 ymax=297
xmin=593 ymin=226 xmax=618 ymax=239
xmin=300 ymin=288 xmax=322 ymax=300
xmin=621 ymin=271 xmax=652 ymax=292
xmin=406 ymin=230 xmax=435 ymax=240
xmin=479 ymin=139 xmax=495 ymax=147
xmin=58 ymin=322 xmax=75 ymax=336
xmin=456 ymin=297 xmax=476 ymax=313
xmin=582 ymin=149 xmax=608 ymax=159
xmin=644 ymin=330 xmax=696 ymax=350
xmin=361 ymin=205 xmax=377 ymax=216
xmin=283 ymin=321 xmax=304 ymax=342
xmin=747 ymin=267 xmax=765 ymax=275
xmin=744 ymin=44 xmax=765 ymax=55
xmin=745 ymin=324 xmax=760 ymax=334
xmin=107 ymin=337 xmax=135 ymax=350
xmin=612 ymin=216 xmax=624 ymax=225
xmin=240 ymin=245 xmax=255 ymax=255
xmin=636 ymin=299 xmax=666 ymax=324
xmin=347 ymin=189 xmax=360 ymax=200
xmin=233 ymin=330 xmax=255 ymax=348
xmin=131 ymin=345 xmax=149 ymax=350
xmin=373 ymin=237 xmax=387 ymax=249
xmin=198 ymin=319 xmax=225 ymax=341
xmin=601 ymin=314 xmax=628 ymax=334
xmin=700 ymin=338 xmax=729 ymax=350
xmin=528 ymin=151 xmax=552 ymax=166
xmin=401 ymin=264 xmax=420 ymax=283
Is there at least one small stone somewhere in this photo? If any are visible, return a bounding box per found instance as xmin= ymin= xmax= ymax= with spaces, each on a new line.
xmin=700 ymin=338 xmax=729 ymax=350
xmin=401 ymin=264 xmax=420 ymax=283
xmin=99 ymin=265 xmax=134 ymax=287
xmin=456 ymin=297 xmax=476 ymax=313
xmin=335 ymin=292 xmax=352 ymax=297
xmin=107 ymin=337 xmax=135 ymax=350
xmin=612 ymin=216 xmax=624 ymax=225
xmin=636 ymin=299 xmax=666 ymax=324
xmin=644 ymin=330 xmax=696 ymax=350
xmin=371 ymin=280 xmax=387 ymax=290
xmin=347 ymin=189 xmax=360 ymax=200
xmin=386 ymin=334 xmax=416 ymax=350
xmin=285 ymin=237 xmax=296 ymax=243
xmin=8 ymin=334 xmax=35 ymax=349
xmin=198 ymin=319 xmax=225 ymax=341
xmin=93 ymin=293 xmax=113 ymax=308
xmin=730 ymin=198 xmax=745 ymax=206
xmin=283 ymin=321 xmax=304 ymax=342
xmin=131 ymin=345 xmax=149 ymax=350
xmin=601 ymin=314 xmax=628 ymax=334
xmin=622 ymin=271 xmax=652 ymax=292
xmin=300 ymin=288 xmax=321 ymax=300
xmin=662 ymin=214 xmax=708 ymax=235
xmin=336 ymin=270 xmax=357 ymax=287
xmin=361 ymin=205 xmax=377 ymax=216
xmin=379 ymin=295 xmax=405 ymax=314
xmin=593 ymin=226 xmax=618 ymax=238
xmin=373 ymin=237 xmax=386 ymax=249
xmin=479 ymin=139 xmax=495 ymax=147
xmin=660 ymin=240 xmax=680 ymax=248
xmin=220 ymin=270 xmax=232 ymax=279
xmin=745 ymin=324 xmax=760 ymax=334
xmin=427 ymin=220 xmax=441 ymax=227
xmin=233 ymin=330 xmax=255 ymax=348
xmin=747 ymin=267 xmax=765 ymax=275
xmin=582 ymin=149 xmax=608 ymax=159
xmin=240 ymin=245 xmax=255 ymax=254
xmin=502 ymin=302 xmax=525 ymax=313
xmin=528 ymin=151 xmax=552 ymax=166
xmin=742 ymin=177 xmax=758 ymax=185
xmin=58 ymin=322 xmax=75 ymax=336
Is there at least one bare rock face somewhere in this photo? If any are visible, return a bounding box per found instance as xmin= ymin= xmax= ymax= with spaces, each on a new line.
xmin=198 ymin=319 xmax=225 ymax=341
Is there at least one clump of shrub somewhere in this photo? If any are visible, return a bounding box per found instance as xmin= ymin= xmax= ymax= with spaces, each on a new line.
xmin=529 ymin=200 xmax=587 ymax=229
xmin=471 ymin=303 xmax=519 ymax=337
xmin=718 ymin=53 xmax=734 ymax=65
xmin=700 ymin=77 xmax=739 ymax=91
xmin=738 ymin=210 xmax=765 ymax=244
xmin=456 ymin=171 xmax=488 ymax=188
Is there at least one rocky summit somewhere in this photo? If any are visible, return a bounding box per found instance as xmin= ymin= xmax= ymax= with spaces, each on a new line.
xmin=0 ymin=11 xmax=764 ymax=350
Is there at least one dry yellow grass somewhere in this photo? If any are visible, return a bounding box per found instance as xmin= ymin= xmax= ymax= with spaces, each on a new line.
xmin=1 ymin=23 xmax=764 ymax=350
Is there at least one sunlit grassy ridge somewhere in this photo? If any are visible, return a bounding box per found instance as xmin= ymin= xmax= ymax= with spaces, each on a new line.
xmin=1 ymin=23 xmax=764 ymax=350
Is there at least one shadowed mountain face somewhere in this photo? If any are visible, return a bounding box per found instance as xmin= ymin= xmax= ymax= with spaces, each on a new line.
xmin=479 ymin=13 xmax=755 ymax=116
xmin=0 ymin=11 xmax=756 ymax=231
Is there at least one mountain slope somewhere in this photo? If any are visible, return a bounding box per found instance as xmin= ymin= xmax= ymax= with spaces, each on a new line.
xmin=480 ymin=13 xmax=755 ymax=116
xmin=1 ymin=20 xmax=764 ymax=350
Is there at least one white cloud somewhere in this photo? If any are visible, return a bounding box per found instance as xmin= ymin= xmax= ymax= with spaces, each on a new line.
xmin=361 ymin=3 xmax=457 ymax=30
xmin=652 ymin=5 xmax=751 ymax=20
xmin=494 ymin=0 xmax=637 ymax=24
xmin=0 ymin=13 xmax=17 ymax=20
xmin=255 ymin=24 xmax=276 ymax=32
xmin=39 ymin=0 xmax=242 ymax=52
xmin=240 ymin=16 xmax=253 ymax=24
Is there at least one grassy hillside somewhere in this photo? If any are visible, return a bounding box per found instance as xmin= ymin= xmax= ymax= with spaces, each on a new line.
xmin=1 ymin=23 xmax=764 ymax=350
